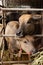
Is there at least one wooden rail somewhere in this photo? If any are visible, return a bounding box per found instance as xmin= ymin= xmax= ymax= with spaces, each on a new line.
xmin=0 ymin=34 xmax=43 ymax=37
xmin=1 ymin=8 xmax=43 ymax=11
xmin=0 ymin=60 xmax=32 ymax=64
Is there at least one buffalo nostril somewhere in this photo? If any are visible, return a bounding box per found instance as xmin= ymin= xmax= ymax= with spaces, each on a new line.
xmin=16 ymin=32 xmax=19 ymax=36
xmin=16 ymin=31 xmax=24 ymax=37
xmin=16 ymin=31 xmax=21 ymax=36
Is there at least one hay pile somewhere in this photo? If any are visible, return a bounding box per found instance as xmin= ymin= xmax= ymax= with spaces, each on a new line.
xmin=31 ymin=50 xmax=43 ymax=65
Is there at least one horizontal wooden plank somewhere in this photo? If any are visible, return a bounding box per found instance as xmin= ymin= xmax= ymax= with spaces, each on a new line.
xmin=12 ymin=64 xmax=27 ymax=65
xmin=0 ymin=34 xmax=43 ymax=37
xmin=0 ymin=60 xmax=32 ymax=64
xmin=1 ymin=8 xmax=43 ymax=11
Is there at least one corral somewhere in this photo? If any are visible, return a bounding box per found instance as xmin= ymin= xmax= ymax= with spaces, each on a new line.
xmin=0 ymin=0 xmax=43 ymax=65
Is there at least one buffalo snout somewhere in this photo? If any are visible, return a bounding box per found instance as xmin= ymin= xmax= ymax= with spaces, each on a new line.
xmin=16 ymin=29 xmax=24 ymax=37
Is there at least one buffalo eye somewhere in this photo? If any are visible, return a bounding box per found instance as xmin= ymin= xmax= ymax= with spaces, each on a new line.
xmin=24 ymin=41 xmax=27 ymax=43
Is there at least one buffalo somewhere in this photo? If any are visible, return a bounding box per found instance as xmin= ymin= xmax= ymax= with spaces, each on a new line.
xmin=16 ymin=14 xmax=41 ymax=37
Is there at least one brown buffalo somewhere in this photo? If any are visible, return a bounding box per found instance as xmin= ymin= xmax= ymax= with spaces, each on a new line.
xmin=16 ymin=14 xmax=35 ymax=37
xmin=5 ymin=21 xmax=19 ymax=59
xmin=16 ymin=14 xmax=41 ymax=37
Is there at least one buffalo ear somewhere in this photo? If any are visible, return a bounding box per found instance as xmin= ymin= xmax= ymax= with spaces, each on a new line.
xmin=32 ymin=15 xmax=41 ymax=20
